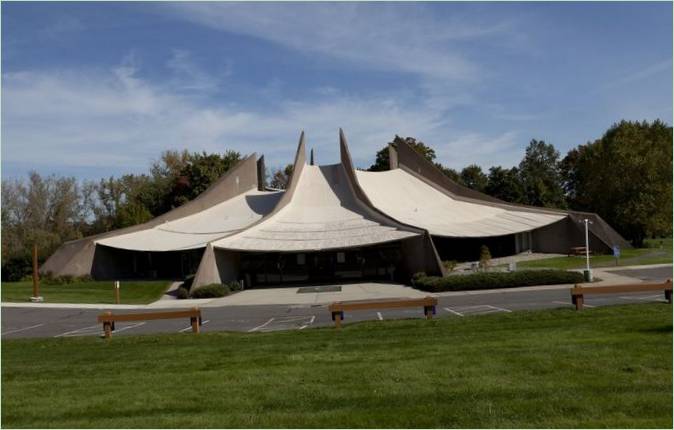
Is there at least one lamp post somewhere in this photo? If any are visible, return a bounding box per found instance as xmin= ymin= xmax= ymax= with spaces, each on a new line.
xmin=582 ymin=218 xmax=593 ymax=282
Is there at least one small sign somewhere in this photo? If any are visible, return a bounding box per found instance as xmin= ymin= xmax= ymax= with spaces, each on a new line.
xmin=612 ymin=246 xmax=620 ymax=258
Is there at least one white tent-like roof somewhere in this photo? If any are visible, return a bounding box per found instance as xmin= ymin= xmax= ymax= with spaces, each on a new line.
xmin=96 ymin=188 xmax=283 ymax=252
xmin=356 ymin=168 xmax=565 ymax=237
xmin=211 ymin=164 xmax=418 ymax=252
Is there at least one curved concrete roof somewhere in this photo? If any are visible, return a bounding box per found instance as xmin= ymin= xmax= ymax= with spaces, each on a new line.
xmin=96 ymin=189 xmax=283 ymax=251
xmin=356 ymin=168 xmax=565 ymax=237
xmin=211 ymin=164 xmax=419 ymax=252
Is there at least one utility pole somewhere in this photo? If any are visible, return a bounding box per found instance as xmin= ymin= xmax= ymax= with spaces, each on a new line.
xmin=30 ymin=243 xmax=43 ymax=302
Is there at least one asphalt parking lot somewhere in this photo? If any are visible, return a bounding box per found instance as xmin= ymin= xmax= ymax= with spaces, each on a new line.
xmin=2 ymin=266 xmax=671 ymax=339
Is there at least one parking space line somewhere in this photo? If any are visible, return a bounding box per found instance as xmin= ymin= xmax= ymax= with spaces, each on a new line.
xmin=618 ymin=294 xmax=665 ymax=301
xmin=179 ymin=320 xmax=209 ymax=333
xmin=485 ymin=305 xmax=511 ymax=313
xmin=114 ymin=322 xmax=146 ymax=333
xmin=248 ymin=318 xmax=275 ymax=332
xmin=54 ymin=324 xmax=100 ymax=338
xmin=299 ymin=315 xmax=316 ymax=330
xmin=377 ymin=312 xmax=383 ymax=320
xmin=552 ymin=300 xmax=594 ymax=308
xmin=443 ymin=307 xmax=463 ymax=316
xmin=2 ymin=323 xmax=44 ymax=336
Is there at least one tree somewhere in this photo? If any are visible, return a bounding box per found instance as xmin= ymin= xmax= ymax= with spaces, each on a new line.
xmin=368 ymin=135 xmax=436 ymax=171
xmin=561 ymin=120 xmax=672 ymax=245
xmin=460 ymin=164 xmax=488 ymax=192
xmin=485 ymin=166 xmax=526 ymax=204
xmin=170 ymin=150 xmax=241 ymax=207
xmin=518 ymin=139 xmax=567 ymax=208
xmin=269 ymin=164 xmax=294 ymax=189
xmin=435 ymin=163 xmax=463 ymax=184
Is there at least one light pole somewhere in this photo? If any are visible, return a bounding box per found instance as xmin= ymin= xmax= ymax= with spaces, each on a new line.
xmin=582 ymin=218 xmax=593 ymax=282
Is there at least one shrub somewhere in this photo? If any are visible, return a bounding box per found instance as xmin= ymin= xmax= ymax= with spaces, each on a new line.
xmin=226 ymin=280 xmax=243 ymax=291
xmin=1 ymin=255 xmax=33 ymax=282
xmin=442 ymin=260 xmax=457 ymax=273
xmin=413 ymin=270 xmax=584 ymax=293
xmin=181 ymin=274 xmax=195 ymax=292
xmin=190 ymin=283 xmax=230 ymax=299
xmin=479 ymin=245 xmax=491 ymax=270
xmin=41 ymin=274 xmax=92 ymax=285
xmin=176 ymin=287 xmax=190 ymax=300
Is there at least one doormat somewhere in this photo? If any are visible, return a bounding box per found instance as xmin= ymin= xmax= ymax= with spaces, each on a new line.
xmin=297 ymin=285 xmax=342 ymax=294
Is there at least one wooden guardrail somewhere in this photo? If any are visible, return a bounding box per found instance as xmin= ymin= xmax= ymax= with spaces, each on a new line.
xmin=328 ymin=296 xmax=438 ymax=328
xmin=570 ymin=279 xmax=672 ymax=310
xmin=97 ymin=307 xmax=202 ymax=339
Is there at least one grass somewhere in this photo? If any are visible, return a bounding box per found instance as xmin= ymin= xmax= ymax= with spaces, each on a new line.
xmin=0 ymin=280 xmax=170 ymax=304
xmin=518 ymin=238 xmax=672 ymax=270
xmin=2 ymin=303 xmax=671 ymax=428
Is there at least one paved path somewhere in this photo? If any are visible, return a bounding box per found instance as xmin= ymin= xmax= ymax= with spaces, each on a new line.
xmin=2 ymin=266 xmax=671 ymax=339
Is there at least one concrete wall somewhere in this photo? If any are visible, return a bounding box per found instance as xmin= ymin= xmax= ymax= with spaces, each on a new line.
xmin=532 ymin=217 xmax=610 ymax=254
xmin=191 ymin=244 xmax=241 ymax=287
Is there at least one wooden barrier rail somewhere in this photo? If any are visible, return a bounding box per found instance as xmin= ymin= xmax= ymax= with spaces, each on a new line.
xmin=97 ymin=307 xmax=201 ymax=339
xmin=570 ymin=279 xmax=672 ymax=310
xmin=328 ymin=296 xmax=438 ymax=328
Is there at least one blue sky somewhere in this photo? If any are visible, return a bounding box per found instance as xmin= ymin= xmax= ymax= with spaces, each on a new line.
xmin=2 ymin=1 xmax=672 ymax=180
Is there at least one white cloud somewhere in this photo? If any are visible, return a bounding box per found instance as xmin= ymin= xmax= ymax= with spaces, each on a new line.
xmin=166 ymin=49 xmax=224 ymax=92
xmin=158 ymin=2 xmax=516 ymax=81
xmin=2 ymin=58 xmax=526 ymax=178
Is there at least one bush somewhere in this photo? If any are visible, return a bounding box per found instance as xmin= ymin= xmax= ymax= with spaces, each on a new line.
xmin=442 ymin=261 xmax=457 ymax=273
xmin=226 ymin=280 xmax=243 ymax=291
xmin=41 ymin=274 xmax=93 ymax=285
xmin=413 ymin=270 xmax=584 ymax=293
xmin=479 ymin=245 xmax=491 ymax=270
xmin=1 ymin=255 xmax=33 ymax=282
xmin=176 ymin=287 xmax=190 ymax=300
xmin=190 ymin=283 xmax=230 ymax=299
xmin=181 ymin=274 xmax=195 ymax=292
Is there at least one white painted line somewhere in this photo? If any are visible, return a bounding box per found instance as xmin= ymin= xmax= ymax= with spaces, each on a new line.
xmin=552 ymin=301 xmax=573 ymax=306
xmin=54 ymin=324 xmax=100 ymax=338
xmin=178 ymin=319 xmax=209 ymax=333
xmin=377 ymin=312 xmax=383 ymax=320
xmin=2 ymin=323 xmax=44 ymax=335
xmin=485 ymin=305 xmax=512 ymax=313
xmin=299 ymin=315 xmax=316 ymax=330
xmin=444 ymin=307 xmax=464 ymax=317
xmin=114 ymin=322 xmax=146 ymax=333
xmin=248 ymin=317 xmax=274 ymax=332
xmin=618 ymin=294 xmax=663 ymax=301
xmin=553 ymin=300 xmax=595 ymax=308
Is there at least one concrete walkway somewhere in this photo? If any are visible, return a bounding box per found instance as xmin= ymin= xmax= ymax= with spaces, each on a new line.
xmin=3 ymin=265 xmax=670 ymax=310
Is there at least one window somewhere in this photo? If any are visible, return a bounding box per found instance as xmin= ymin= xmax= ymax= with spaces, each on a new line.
xmin=337 ymin=252 xmax=346 ymax=263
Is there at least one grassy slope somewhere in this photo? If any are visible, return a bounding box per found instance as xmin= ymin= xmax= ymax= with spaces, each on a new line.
xmin=518 ymin=238 xmax=672 ymax=270
xmin=2 ymin=304 xmax=671 ymax=428
xmin=1 ymin=280 xmax=170 ymax=304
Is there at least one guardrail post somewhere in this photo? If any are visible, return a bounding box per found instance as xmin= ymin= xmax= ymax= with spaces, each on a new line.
xmin=191 ymin=307 xmax=200 ymax=334
xmin=103 ymin=311 xmax=113 ymax=339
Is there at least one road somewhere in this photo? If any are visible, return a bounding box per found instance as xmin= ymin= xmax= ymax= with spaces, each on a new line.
xmin=2 ymin=266 xmax=671 ymax=339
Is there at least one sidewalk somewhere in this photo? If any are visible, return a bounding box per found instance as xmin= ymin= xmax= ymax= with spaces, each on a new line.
xmin=3 ymin=264 xmax=669 ymax=309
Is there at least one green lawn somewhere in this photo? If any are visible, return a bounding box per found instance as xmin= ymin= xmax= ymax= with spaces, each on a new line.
xmin=2 ymin=304 xmax=671 ymax=428
xmin=0 ymin=280 xmax=170 ymax=304
xmin=518 ymin=238 xmax=672 ymax=270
